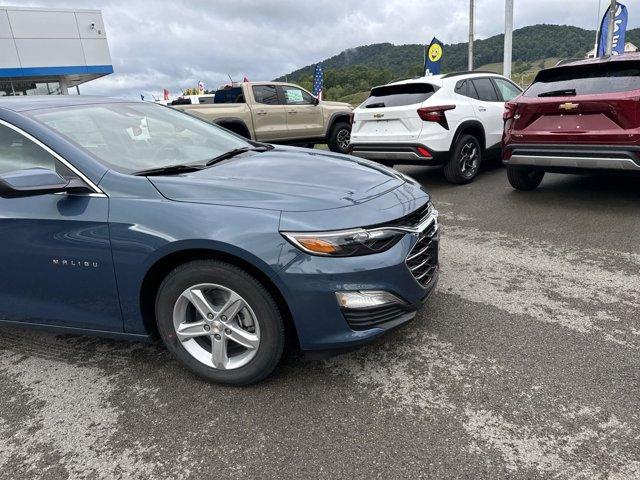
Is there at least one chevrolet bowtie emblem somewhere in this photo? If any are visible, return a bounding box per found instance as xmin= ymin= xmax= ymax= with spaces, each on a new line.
xmin=373 ymin=113 xmax=385 ymax=119
xmin=559 ymin=102 xmax=579 ymax=111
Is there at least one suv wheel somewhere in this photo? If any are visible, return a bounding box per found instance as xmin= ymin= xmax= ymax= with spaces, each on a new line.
xmin=156 ymin=260 xmax=285 ymax=385
xmin=507 ymin=166 xmax=545 ymax=191
xmin=327 ymin=122 xmax=351 ymax=154
xmin=444 ymin=134 xmax=482 ymax=184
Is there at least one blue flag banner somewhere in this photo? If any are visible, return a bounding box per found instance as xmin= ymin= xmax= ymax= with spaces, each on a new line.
xmin=312 ymin=64 xmax=324 ymax=100
xmin=597 ymin=2 xmax=628 ymax=56
xmin=425 ymin=37 xmax=444 ymax=75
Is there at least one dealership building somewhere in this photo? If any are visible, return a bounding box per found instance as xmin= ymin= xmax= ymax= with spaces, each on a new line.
xmin=0 ymin=6 xmax=113 ymax=96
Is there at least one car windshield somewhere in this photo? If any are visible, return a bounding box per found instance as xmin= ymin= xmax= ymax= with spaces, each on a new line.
xmin=30 ymin=102 xmax=251 ymax=174
xmin=524 ymin=61 xmax=640 ymax=97
xmin=361 ymin=83 xmax=438 ymax=108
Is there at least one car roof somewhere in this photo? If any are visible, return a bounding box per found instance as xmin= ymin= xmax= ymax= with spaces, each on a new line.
xmin=554 ymin=52 xmax=640 ymax=69
xmin=0 ymin=95 xmax=135 ymax=113
xmin=379 ymin=71 xmax=506 ymax=89
xmin=217 ymin=81 xmax=306 ymax=89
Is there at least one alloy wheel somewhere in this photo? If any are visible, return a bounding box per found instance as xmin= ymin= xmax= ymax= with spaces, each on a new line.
xmin=459 ymin=142 xmax=480 ymax=177
xmin=337 ymin=128 xmax=350 ymax=151
xmin=172 ymin=283 xmax=260 ymax=370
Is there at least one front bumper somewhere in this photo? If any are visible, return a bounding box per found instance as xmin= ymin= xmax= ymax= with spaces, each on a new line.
xmin=349 ymin=143 xmax=449 ymax=165
xmin=276 ymin=213 xmax=440 ymax=352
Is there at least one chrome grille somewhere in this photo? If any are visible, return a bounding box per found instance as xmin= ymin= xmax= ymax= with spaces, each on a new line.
xmin=406 ymin=221 xmax=438 ymax=288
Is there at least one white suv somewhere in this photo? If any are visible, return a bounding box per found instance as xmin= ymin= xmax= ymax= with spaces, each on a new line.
xmin=349 ymin=71 xmax=522 ymax=184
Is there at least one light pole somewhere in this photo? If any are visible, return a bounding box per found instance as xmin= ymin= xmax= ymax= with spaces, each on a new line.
xmin=503 ymin=0 xmax=514 ymax=78
xmin=468 ymin=0 xmax=475 ymax=70
xmin=605 ymin=0 xmax=617 ymax=56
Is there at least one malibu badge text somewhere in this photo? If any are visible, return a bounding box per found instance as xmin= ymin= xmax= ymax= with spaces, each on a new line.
xmin=52 ymin=259 xmax=99 ymax=268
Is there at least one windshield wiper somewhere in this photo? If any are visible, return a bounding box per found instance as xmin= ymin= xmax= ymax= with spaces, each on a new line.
xmin=538 ymin=89 xmax=577 ymax=97
xmin=205 ymin=146 xmax=270 ymax=167
xmin=365 ymin=102 xmax=386 ymax=108
xmin=133 ymin=164 xmax=205 ymax=176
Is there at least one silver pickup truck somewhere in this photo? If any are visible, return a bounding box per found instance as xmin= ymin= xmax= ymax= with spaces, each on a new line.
xmin=173 ymin=82 xmax=354 ymax=153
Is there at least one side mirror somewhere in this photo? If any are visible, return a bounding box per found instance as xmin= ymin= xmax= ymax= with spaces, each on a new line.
xmin=314 ymin=97 xmax=320 ymax=106
xmin=0 ymin=168 xmax=82 ymax=198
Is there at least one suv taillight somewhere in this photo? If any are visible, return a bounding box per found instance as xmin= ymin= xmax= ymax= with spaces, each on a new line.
xmin=503 ymin=102 xmax=517 ymax=121
xmin=417 ymin=105 xmax=456 ymax=130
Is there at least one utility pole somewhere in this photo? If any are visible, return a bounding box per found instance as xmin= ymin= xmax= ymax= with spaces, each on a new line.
xmin=606 ymin=0 xmax=616 ymax=56
xmin=503 ymin=0 xmax=514 ymax=78
xmin=593 ymin=0 xmax=602 ymax=57
xmin=468 ymin=0 xmax=475 ymax=70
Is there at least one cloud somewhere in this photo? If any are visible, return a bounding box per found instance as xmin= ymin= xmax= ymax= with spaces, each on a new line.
xmin=17 ymin=0 xmax=637 ymax=98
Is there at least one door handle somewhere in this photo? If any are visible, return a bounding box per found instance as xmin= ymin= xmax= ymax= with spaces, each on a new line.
xmin=256 ymin=111 xmax=267 ymax=116
xmin=288 ymin=111 xmax=297 ymax=114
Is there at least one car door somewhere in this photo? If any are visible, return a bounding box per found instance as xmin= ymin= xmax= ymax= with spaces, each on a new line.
xmin=280 ymin=85 xmax=324 ymax=139
xmin=468 ymin=78 xmax=505 ymax=150
xmin=0 ymin=120 xmax=122 ymax=332
xmin=250 ymin=84 xmax=288 ymax=141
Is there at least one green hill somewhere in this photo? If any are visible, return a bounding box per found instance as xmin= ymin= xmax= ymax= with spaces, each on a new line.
xmin=276 ymin=24 xmax=640 ymax=102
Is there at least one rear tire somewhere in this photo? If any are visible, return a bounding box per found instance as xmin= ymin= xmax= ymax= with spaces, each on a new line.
xmin=444 ymin=134 xmax=482 ymax=184
xmin=507 ymin=166 xmax=545 ymax=191
xmin=327 ymin=122 xmax=351 ymax=154
xmin=155 ymin=260 xmax=285 ymax=385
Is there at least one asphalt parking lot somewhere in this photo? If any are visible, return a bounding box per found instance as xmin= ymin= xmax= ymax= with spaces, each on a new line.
xmin=0 ymin=163 xmax=639 ymax=479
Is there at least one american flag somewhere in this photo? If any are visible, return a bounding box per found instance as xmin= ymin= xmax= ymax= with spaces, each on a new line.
xmin=312 ymin=64 xmax=323 ymax=100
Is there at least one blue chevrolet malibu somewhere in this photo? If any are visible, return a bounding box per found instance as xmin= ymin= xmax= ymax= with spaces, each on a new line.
xmin=0 ymin=96 xmax=439 ymax=385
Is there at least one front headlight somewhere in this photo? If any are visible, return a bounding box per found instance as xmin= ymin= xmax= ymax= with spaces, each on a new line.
xmin=281 ymin=227 xmax=405 ymax=257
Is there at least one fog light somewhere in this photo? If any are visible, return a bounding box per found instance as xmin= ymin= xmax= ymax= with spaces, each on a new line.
xmin=335 ymin=291 xmax=405 ymax=309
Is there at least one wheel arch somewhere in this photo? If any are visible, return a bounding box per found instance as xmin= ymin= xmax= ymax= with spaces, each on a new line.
xmin=451 ymin=120 xmax=486 ymax=152
xmin=325 ymin=112 xmax=352 ymax=137
xmin=214 ymin=118 xmax=252 ymax=139
xmin=139 ymin=247 xmax=299 ymax=352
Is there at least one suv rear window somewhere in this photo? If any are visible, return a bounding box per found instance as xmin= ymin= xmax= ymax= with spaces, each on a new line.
xmin=214 ymin=87 xmax=244 ymax=103
xmin=361 ymin=83 xmax=437 ymax=108
xmin=525 ymin=61 xmax=640 ymax=97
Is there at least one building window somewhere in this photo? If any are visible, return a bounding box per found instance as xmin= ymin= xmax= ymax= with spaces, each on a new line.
xmin=0 ymin=80 xmax=62 ymax=96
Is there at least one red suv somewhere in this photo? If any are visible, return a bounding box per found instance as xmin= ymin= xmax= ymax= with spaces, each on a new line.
xmin=502 ymin=54 xmax=640 ymax=190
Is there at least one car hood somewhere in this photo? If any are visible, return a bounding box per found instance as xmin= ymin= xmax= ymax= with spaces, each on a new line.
xmin=148 ymin=147 xmax=404 ymax=212
xmin=322 ymin=100 xmax=353 ymax=108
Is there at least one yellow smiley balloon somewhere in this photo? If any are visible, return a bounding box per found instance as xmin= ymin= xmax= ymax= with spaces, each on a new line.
xmin=428 ymin=44 xmax=443 ymax=62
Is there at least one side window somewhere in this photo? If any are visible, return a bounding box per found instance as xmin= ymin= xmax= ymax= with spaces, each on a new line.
xmin=493 ymin=78 xmax=522 ymax=102
xmin=454 ymin=80 xmax=467 ymax=96
xmin=455 ymin=80 xmax=480 ymax=99
xmin=0 ymin=123 xmax=60 ymax=175
xmin=252 ymin=85 xmax=279 ymax=105
xmin=471 ymin=78 xmax=500 ymax=102
xmin=282 ymin=86 xmax=315 ymax=105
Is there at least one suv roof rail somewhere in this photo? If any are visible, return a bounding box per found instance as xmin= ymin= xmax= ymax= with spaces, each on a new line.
xmin=441 ymin=70 xmax=499 ymax=79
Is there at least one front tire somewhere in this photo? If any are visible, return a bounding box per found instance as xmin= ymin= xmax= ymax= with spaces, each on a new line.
xmin=327 ymin=122 xmax=351 ymax=154
xmin=507 ymin=166 xmax=545 ymax=190
xmin=444 ymin=134 xmax=482 ymax=184
xmin=156 ymin=260 xmax=285 ymax=385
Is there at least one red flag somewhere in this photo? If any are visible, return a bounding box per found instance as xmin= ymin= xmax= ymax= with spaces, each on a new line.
xmin=163 ymin=89 xmax=170 ymax=101
xmin=243 ymin=76 xmax=250 ymax=83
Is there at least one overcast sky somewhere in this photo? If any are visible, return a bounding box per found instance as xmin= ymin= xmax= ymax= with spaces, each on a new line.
xmin=15 ymin=0 xmax=640 ymax=98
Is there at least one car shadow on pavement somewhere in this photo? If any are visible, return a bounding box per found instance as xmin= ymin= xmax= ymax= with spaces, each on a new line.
xmin=523 ymin=172 xmax=640 ymax=201
xmin=395 ymin=160 xmax=505 ymax=189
